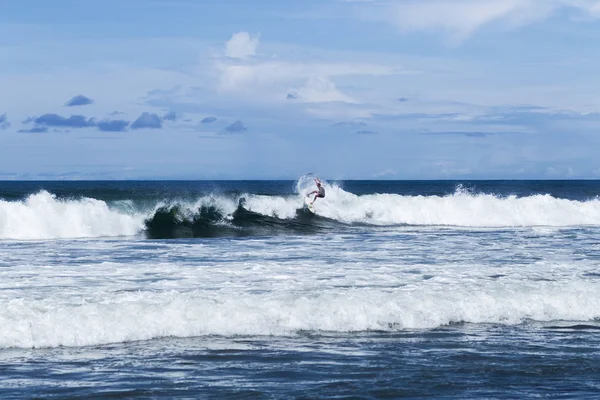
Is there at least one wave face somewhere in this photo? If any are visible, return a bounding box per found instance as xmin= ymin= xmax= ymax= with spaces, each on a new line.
xmin=3 ymin=180 xmax=600 ymax=239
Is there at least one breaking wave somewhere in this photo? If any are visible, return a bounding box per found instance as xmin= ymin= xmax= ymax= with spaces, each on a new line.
xmin=2 ymin=281 xmax=600 ymax=348
xmin=2 ymin=180 xmax=600 ymax=240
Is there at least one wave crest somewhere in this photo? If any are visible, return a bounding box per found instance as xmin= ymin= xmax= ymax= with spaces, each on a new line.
xmin=0 ymin=191 xmax=146 ymax=240
xmin=3 ymin=282 xmax=600 ymax=348
xmin=3 ymin=186 xmax=600 ymax=240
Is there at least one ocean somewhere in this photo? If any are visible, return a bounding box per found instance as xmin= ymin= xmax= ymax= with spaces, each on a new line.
xmin=1 ymin=178 xmax=600 ymax=399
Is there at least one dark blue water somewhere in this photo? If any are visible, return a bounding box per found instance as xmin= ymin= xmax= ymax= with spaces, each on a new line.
xmin=2 ymin=180 xmax=600 ymax=201
xmin=2 ymin=325 xmax=600 ymax=399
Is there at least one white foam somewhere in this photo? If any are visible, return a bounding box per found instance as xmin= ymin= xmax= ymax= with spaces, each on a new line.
xmin=2 ymin=282 xmax=599 ymax=348
xmin=3 ymin=185 xmax=600 ymax=241
xmin=283 ymin=184 xmax=600 ymax=227
xmin=0 ymin=191 xmax=146 ymax=240
xmin=243 ymin=195 xmax=299 ymax=219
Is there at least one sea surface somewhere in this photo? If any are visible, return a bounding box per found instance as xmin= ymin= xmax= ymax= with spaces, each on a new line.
xmin=1 ymin=178 xmax=600 ymax=399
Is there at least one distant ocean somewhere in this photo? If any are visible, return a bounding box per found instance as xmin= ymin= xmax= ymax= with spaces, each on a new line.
xmin=2 ymin=178 xmax=600 ymax=398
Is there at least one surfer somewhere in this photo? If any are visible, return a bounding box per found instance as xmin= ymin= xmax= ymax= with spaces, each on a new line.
xmin=308 ymin=178 xmax=325 ymax=205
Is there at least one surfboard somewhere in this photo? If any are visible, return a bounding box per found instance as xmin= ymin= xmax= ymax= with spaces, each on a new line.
xmin=304 ymin=197 xmax=316 ymax=213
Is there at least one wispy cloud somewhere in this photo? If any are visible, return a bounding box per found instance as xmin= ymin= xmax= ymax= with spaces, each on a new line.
xmin=218 ymin=60 xmax=400 ymax=91
xmin=357 ymin=0 xmax=600 ymax=42
xmin=333 ymin=121 xmax=367 ymax=128
xmin=19 ymin=126 xmax=48 ymax=133
xmin=420 ymin=130 xmax=525 ymax=137
xmin=215 ymin=31 xmax=405 ymax=105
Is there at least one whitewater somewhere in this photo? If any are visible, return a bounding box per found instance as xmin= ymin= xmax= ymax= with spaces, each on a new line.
xmin=2 ymin=180 xmax=600 ymax=398
xmin=2 ymin=180 xmax=600 ymax=240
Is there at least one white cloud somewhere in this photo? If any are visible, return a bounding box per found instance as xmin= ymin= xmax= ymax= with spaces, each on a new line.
xmin=362 ymin=0 xmax=600 ymax=42
xmin=218 ymin=61 xmax=398 ymax=90
xmin=295 ymin=77 xmax=355 ymax=103
xmin=216 ymin=59 xmax=401 ymax=104
xmin=225 ymin=32 xmax=259 ymax=59
xmin=390 ymin=0 xmax=549 ymax=41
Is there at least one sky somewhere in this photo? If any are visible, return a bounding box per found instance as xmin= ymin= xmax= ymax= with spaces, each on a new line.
xmin=1 ymin=0 xmax=600 ymax=180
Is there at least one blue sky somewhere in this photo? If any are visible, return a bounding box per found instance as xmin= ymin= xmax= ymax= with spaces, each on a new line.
xmin=1 ymin=0 xmax=600 ymax=179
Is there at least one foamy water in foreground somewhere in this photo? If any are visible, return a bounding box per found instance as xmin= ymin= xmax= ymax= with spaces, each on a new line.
xmin=2 ymin=226 xmax=600 ymax=348
xmin=2 ymin=180 xmax=600 ymax=398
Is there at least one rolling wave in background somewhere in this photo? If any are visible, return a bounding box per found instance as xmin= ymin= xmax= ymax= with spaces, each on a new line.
xmin=2 ymin=177 xmax=600 ymax=240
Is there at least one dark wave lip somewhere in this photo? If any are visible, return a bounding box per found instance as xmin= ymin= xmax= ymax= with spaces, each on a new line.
xmin=144 ymin=202 xmax=342 ymax=239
